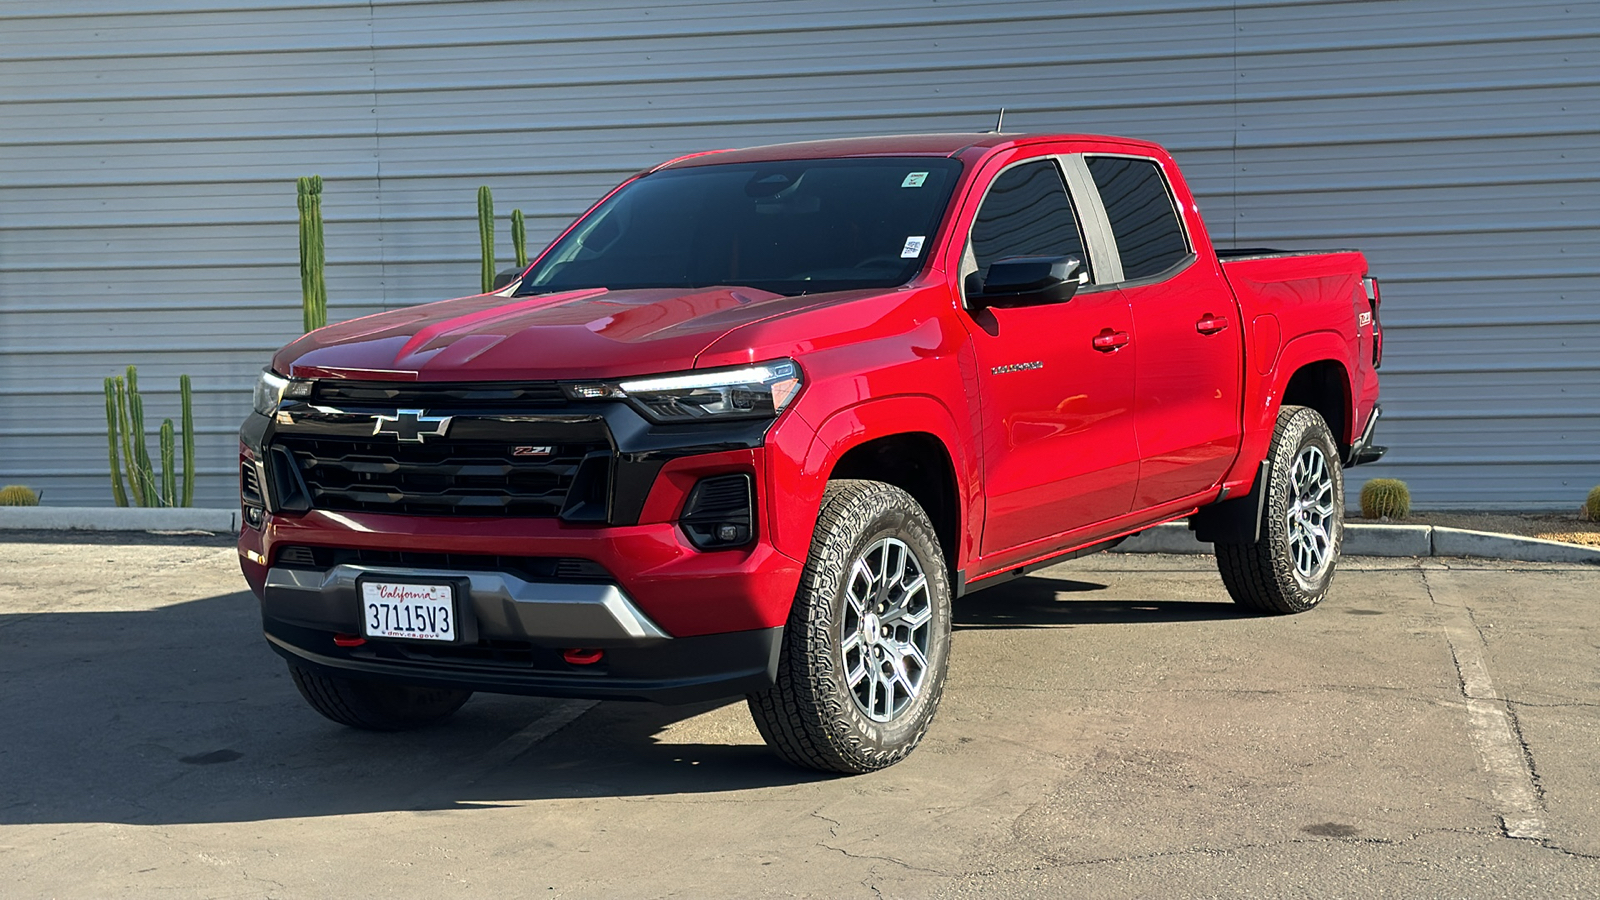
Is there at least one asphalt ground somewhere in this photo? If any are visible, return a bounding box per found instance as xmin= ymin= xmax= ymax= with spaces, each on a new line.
xmin=1 ymin=532 xmax=1596 ymax=899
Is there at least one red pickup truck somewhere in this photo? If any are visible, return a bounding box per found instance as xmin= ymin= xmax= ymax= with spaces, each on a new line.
xmin=240 ymin=133 xmax=1383 ymax=773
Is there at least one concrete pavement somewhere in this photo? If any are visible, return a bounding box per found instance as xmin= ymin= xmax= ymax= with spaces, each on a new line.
xmin=1 ymin=533 xmax=1596 ymax=898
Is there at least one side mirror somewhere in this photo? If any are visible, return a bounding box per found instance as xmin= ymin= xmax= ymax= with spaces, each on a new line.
xmin=968 ymin=255 xmax=1084 ymax=309
xmin=492 ymin=267 xmax=525 ymax=291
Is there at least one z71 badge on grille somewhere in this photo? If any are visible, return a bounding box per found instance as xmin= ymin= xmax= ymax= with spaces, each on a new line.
xmin=372 ymin=409 xmax=452 ymax=443
xmin=513 ymin=445 xmax=554 ymax=457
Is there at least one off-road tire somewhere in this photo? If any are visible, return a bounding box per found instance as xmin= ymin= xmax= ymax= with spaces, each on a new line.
xmin=288 ymin=663 xmax=472 ymax=731
xmin=747 ymin=480 xmax=953 ymax=774
xmin=1215 ymin=405 xmax=1344 ymax=614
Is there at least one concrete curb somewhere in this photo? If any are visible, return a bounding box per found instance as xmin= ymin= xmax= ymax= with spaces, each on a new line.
xmin=1112 ymin=522 xmax=1600 ymax=564
xmin=0 ymin=507 xmax=238 ymax=534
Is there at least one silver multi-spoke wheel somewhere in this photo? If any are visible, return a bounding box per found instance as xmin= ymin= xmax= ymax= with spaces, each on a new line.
xmin=1214 ymin=405 xmax=1344 ymax=614
xmin=841 ymin=537 xmax=932 ymax=722
xmin=1286 ymin=445 xmax=1337 ymax=583
xmin=748 ymin=480 xmax=952 ymax=773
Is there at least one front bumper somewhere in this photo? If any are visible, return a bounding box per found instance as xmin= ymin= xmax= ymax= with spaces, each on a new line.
xmin=262 ymin=560 xmax=782 ymax=704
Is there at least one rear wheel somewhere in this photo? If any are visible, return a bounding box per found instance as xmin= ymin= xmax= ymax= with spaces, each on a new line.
xmin=747 ymin=480 xmax=953 ymax=774
xmin=1215 ymin=405 xmax=1344 ymax=614
xmin=288 ymin=663 xmax=472 ymax=730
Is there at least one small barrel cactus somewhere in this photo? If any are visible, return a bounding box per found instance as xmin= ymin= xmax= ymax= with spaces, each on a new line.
xmin=1360 ymin=478 xmax=1411 ymax=519
xmin=1585 ymin=485 xmax=1600 ymax=523
xmin=0 ymin=485 xmax=40 ymax=506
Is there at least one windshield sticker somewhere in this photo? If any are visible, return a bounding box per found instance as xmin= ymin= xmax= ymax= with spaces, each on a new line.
xmin=901 ymin=172 xmax=929 ymax=188
xmin=900 ymin=236 xmax=926 ymax=258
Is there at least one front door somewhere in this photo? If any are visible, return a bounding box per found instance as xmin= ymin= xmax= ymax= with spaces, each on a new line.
xmin=963 ymin=156 xmax=1141 ymax=556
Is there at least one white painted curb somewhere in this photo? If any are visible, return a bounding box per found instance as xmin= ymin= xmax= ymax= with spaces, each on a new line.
xmin=0 ymin=507 xmax=238 ymax=533
xmin=1111 ymin=521 xmax=1600 ymax=564
xmin=1431 ymin=526 xmax=1600 ymax=564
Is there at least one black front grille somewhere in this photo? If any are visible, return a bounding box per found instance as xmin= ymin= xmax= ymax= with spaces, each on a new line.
xmin=311 ymin=380 xmax=566 ymax=408
xmin=274 ymin=435 xmax=605 ymax=518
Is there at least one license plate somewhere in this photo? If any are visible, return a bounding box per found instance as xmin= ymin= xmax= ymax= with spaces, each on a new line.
xmin=360 ymin=581 xmax=458 ymax=642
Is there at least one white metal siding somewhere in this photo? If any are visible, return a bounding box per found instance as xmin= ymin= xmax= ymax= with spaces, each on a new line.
xmin=2 ymin=0 xmax=1596 ymax=509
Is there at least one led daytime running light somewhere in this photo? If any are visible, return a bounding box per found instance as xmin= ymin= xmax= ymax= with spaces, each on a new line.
xmin=619 ymin=363 xmax=793 ymax=394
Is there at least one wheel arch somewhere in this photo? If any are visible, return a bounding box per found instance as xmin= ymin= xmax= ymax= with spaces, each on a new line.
xmin=829 ymin=432 xmax=961 ymax=579
xmin=1281 ymin=358 xmax=1353 ymax=450
xmin=783 ymin=395 xmax=976 ymax=580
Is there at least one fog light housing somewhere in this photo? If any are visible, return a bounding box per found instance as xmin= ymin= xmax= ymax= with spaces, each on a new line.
xmin=680 ymin=474 xmax=754 ymax=550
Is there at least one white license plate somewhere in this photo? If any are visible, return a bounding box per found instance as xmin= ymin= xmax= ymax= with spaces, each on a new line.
xmin=360 ymin=581 xmax=457 ymax=642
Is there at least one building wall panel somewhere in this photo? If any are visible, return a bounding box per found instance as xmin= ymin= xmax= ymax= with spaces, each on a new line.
xmin=1 ymin=0 xmax=1595 ymax=510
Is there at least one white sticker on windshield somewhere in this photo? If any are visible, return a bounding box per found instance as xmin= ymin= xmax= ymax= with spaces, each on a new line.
xmin=901 ymin=172 xmax=929 ymax=188
xmin=901 ymin=236 xmax=926 ymax=258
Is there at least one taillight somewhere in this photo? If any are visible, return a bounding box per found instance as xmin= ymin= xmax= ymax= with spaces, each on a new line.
xmin=1363 ymin=276 xmax=1383 ymax=368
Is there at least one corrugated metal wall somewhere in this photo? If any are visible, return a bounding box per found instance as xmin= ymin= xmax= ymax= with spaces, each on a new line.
xmin=2 ymin=0 xmax=1596 ymax=509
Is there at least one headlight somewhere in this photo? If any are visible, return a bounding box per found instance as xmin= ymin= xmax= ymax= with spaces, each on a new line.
xmin=253 ymin=370 xmax=289 ymax=417
xmin=569 ymin=360 xmax=802 ymax=423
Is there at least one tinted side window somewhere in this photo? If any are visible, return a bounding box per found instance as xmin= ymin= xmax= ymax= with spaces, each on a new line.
xmin=970 ymin=159 xmax=1090 ymax=280
xmin=1086 ymin=156 xmax=1188 ymax=281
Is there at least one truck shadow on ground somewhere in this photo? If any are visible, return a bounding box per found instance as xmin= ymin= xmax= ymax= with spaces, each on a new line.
xmin=954 ymin=575 xmax=1252 ymax=629
xmin=0 ymin=573 xmax=1251 ymax=827
xmin=0 ymin=592 xmax=822 ymax=827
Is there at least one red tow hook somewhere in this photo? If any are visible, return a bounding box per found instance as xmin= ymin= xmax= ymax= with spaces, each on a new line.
xmin=562 ymin=648 xmax=605 ymax=666
xmin=333 ymin=633 xmax=367 ymax=648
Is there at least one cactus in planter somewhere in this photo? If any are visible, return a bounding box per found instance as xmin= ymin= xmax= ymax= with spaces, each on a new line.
xmin=0 ymin=485 xmax=40 ymax=506
xmin=1585 ymin=485 xmax=1600 ymax=523
xmin=103 ymin=367 xmax=196 ymax=507
xmin=1360 ymin=478 xmax=1411 ymax=519
xmin=298 ymin=175 xmax=327 ymax=332
xmin=511 ymin=207 xmax=528 ymax=269
xmin=478 ymin=185 xmax=496 ymax=293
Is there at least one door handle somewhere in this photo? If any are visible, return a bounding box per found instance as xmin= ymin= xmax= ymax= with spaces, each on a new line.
xmin=1092 ymin=329 xmax=1131 ymax=352
xmin=1196 ymin=314 xmax=1230 ymax=335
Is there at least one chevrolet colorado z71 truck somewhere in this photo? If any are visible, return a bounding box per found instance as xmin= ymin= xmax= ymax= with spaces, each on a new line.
xmin=240 ymin=133 xmax=1384 ymax=773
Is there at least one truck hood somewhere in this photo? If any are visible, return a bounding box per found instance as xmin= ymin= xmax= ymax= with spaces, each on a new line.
xmin=273 ymin=285 xmax=860 ymax=382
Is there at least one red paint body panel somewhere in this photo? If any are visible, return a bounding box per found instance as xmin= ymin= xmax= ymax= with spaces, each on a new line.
xmin=242 ymin=132 xmax=1381 ymax=647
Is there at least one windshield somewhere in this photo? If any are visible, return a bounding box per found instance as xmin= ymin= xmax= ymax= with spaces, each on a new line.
xmin=517 ymin=157 xmax=964 ymax=297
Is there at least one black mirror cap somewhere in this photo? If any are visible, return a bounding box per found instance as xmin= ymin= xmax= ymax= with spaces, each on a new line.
xmin=971 ymin=255 xmax=1083 ymax=308
xmin=492 ymin=267 xmax=525 ymax=291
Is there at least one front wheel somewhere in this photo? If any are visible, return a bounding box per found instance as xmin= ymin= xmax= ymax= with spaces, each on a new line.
xmin=288 ymin=664 xmax=472 ymax=731
xmin=1215 ymin=405 xmax=1344 ymax=614
xmin=747 ymin=480 xmax=953 ymax=774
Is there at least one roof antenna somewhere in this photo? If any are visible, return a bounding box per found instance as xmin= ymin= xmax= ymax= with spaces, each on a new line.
xmin=991 ymin=107 xmax=1006 ymax=133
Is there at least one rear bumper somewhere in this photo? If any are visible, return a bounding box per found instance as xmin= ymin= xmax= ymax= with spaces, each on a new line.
xmin=261 ymin=561 xmax=782 ymax=704
xmin=1345 ymin=403 xmax=1387 ymax=467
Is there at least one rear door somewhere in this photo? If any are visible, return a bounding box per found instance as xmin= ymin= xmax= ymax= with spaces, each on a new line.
xmin=1082 ymin=154 xmax=1244 ymax=509
xmin=961 ymin=153 xmax=1140 ymax=555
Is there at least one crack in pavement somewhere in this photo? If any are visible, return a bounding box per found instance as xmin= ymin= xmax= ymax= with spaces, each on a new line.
xmin=819 ymin=841 xmax=948 ymax=876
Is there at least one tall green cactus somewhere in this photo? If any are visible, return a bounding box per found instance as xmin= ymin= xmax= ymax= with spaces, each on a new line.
xmin=180 ymin=374 xmax=195 ymax=507
xmin=103 ymin=367 xmax=197 ymax=507
xmin=127 ymin=366 xmax=154 ymax=504
xmin=478 ymin=185 xmax=495 ymax=293
xmin=298 ymin=175 xmax=327 ymax=332
xmin=159 ymin=420 xmax=177 ymax=507
xmin=511 ymin=208 xmax=528 ymax=269
xmin=103 ymin=377 xmax=129 ymax=507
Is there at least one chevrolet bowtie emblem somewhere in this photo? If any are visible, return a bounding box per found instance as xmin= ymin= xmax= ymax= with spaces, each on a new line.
xmin=372 ymin=409 xmax=453 ymax=443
